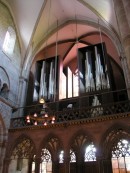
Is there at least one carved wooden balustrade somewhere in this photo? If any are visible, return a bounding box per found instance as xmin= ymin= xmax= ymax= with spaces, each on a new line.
xmin=10 ymin=99 xmax=130 ymax=129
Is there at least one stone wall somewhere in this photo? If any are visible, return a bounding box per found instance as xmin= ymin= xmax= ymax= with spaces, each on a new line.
xmin=0 ymin=3 xmax=21 ymax=173
xmin=0 ymin=2 xmax=21 ymax=105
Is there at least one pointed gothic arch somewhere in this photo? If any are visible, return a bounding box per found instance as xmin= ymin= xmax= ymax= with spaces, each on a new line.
xmin=101 ymin=124 xmax=130 ymax=159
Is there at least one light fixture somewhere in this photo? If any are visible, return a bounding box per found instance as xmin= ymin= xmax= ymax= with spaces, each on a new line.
xmin=39 ymin=97 xmax=45 ymax=104
xmin=26 ymin=103 xmax=55 ymax=126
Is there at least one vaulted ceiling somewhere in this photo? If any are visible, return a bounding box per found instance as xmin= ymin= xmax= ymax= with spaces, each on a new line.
xmin=2 ymin=0 xmax=120 ymax=68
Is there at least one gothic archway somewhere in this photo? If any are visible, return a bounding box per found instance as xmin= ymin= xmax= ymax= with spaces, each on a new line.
xmin=8 ymin=135 xmax=36 ymax=173
xmin=101 ymin=125 xmax=130 ymax=173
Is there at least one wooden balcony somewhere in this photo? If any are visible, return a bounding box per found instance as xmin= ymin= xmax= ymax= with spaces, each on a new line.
xmin=10 ymin=89 xmax=130 ymax=129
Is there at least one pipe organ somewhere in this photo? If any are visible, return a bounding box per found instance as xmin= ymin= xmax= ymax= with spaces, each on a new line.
xmin=94 ymin=46 xmax=110 ymax=91
xmin=34 ymin=57 xmax=58 ymax=102
xmin=78 ymin=43 xmax=111 ymax=95
xmin=85 ymin=52 xmax=95 ymax=92
xmin=31 ymin=42 xmax=127 ymax=109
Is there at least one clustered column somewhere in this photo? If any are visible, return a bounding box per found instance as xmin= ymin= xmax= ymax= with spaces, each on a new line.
xmin=17 ymin=76 xmax=28 ymax=116
xmin=113 ymin=0 xmax=130 ymax=98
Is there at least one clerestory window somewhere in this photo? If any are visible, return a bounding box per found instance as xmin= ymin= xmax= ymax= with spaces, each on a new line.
xmin=3 ymin=26 xmax=16 ymax=55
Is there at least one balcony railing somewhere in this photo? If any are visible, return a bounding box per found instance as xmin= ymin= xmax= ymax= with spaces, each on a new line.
xmin=10 ymin=99 xmax=130 ymax=129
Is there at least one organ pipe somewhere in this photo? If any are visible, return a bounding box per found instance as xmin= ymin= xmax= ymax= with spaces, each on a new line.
xmin=48 ymin=61 xmax=54 ymax=99
xmin=94 ymin=46 xmax=109 ymax=90
xmin=85 ymin=52 xmax=95 ymax=92
xmin=39 ymin=61 xmax=47 ymax=100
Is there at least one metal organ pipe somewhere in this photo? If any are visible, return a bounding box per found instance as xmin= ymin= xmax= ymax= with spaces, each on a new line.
xmin=48 ymin=61 xmax=54 ymax=99
xmin=94 ymin=46 xmax=110 ymax=90
xmin=85 ymin=52 xmax=95 ymax=92
xmin=39 ymin=61 xmax=47 ymax=100
xmin=95 ymin=46 xmax=101 ymax=90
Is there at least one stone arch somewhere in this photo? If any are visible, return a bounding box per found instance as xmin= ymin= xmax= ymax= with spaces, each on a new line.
xmin=69 ymin=129 xmax=96 ymax=149
xmin=69 ymin=129 xmax=96 ymax=162
xmin=7 ymin=135 xmax=36 ymax=173
xmin=39 ymin=133 xmax=63 ymax=161
xmin=0 ymin=66 xmax=10 ymax=89
xmin=101 ymin=123 xmax=130 ymax=159
xmin=23 ymin=17 xmax=123 ymax=81
xmin=8 ymin=134 xmax=36 ymax=159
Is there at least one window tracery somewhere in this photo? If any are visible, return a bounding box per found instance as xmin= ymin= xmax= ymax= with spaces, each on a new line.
xmin=84 ymin=143 xmax=96 ymax=162
xmin=41 ymin=148 xmax=52 ymax=162
xmin=40 ymin=148 xmax=52 ymax=173
xmin=48 ymin=137 xmax=60 ymax=151
xmin=11 ymin=138 xmax=34 ymax=159
xmin=112 ymin=139 xmax=130 ymax=173
xmin=70 ymin=149 xmax=76 ymax=163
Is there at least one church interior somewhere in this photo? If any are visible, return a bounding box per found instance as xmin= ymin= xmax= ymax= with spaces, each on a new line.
xmin=0 ymin=0 xmax=130 ymax=173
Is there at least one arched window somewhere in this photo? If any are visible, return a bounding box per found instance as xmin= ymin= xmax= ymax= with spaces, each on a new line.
xmin=40 ymin=148 xmax=52 ymax=173
xmin=84 ymin=143 xmax=96 ymax=162
xmin=112 ymin=139 xmax=130 ymax=173
xmin=59 ymin=150 xmax=64 ymax=163
xmin=3 ymin=26 xmax=16 ymax=55
xmin=60 ymin=67 xmax=79 ymax=99
xmin=70 ymin=149 xmax=76 ymax=163
xmin=9 ymin=138 xmax=35 ymax=173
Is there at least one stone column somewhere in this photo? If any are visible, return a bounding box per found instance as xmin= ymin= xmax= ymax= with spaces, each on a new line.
xmin=64 ymin=149 xmax=70 ymax=173
xmin=113 ymin=0 xmax=130 ymax=75
xmin=120 ymin=53 xmax=130 ymax=98
xmin=101 ymin=158 xmax=113 ymax=173
xmin=17 ymin=76 xmax=28 ymax=117
xmin=28 ymin=158 xmax=33 ymax=173
xmin=76 ymin=152 xmax=84 ymax=173
xmin=2 ymin=158 xmax=10 ymax=173
xmin=52 ymin=152 xmax=59 ymax=173
xmin=122 ymin=0 xmax=130 ymax=28
xmin=35 ymin=157 xmax=40 ymax=173
xmin=52 ymin=160 xmax=59 ymax=173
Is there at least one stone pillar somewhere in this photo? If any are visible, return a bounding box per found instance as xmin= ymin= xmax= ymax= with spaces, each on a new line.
xmin=28 ymin=158 xmax=33 ymax=173
xmin=120 ymin=53 xmax=130 ymax=99
xmin=2 ymin=158 xmax=10 ymax=173
xmin=101 ymin=158 xmax=113 ymax=173
xmin=122 ymin=0 xmax=130 ymax=27
xmin=64 ymin=149 xmax=70 ymax=173
xmin=52 ymin=160 xmax=59 ymax=173
xmin=17 ymin=76 xmax=28 ymax=117
xmin=76 ymin=152 xmax=84 ymax=173
xmin=35 ymin=157 xmax=40 ymax=173
xmin=52 ymin=152 xmax=59 ymax=173
xmin=113 ymin=0 xmax=130 ymax=75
